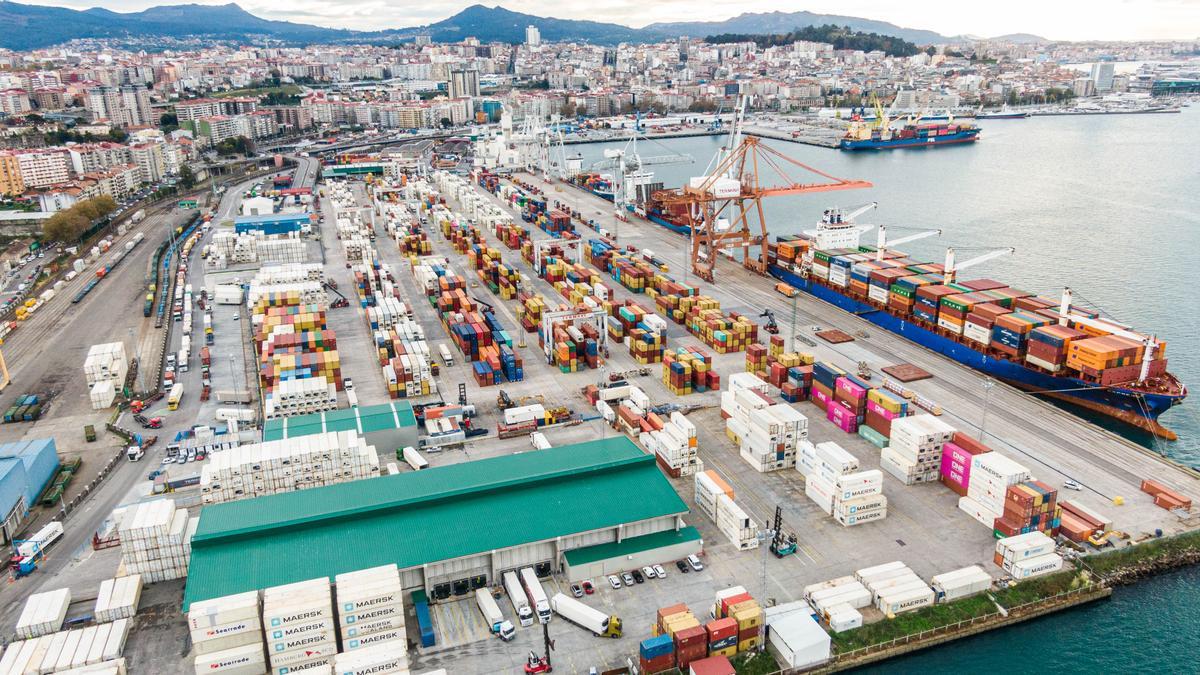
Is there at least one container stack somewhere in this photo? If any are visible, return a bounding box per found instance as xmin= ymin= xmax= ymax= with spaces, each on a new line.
xmin=262 ymin=376 xmax=338 ymax=419
xmin=827 ymin=373 xmax=872 ymax=434
xmin=94 ymin=575 xmax=142 ymax=622
xmin=1025 ymin=324 xmax=1089 ymax=373
xmin=958 ymin=452 xmax=1032 ymax=529
xmin=939 ymin=432 xmax=992 ymax=496
xmin=245 ymin=281 xmax=325 ymax=309
xmin=808 ymin=361 xmax=846 ymax=416
xmin=930 ymin=566 xmax=992 ymax=601
xmin=800 ymin=441 xmax=888 ymax=527
xmin=693 ymin=470 xmax=758 ymax=550
xmin=685 ymin=307 xmax=758 ymax=353
xmin=262 ymin=578 xmax=338 ymax=672
xmin=15 ymin=588 xmax=71 ymax=638
xmin=1058 ymin=501 xmax=1113 ymax=543
xmin=711 ymin=587 xmax=764 ymax=653
xmin=116 ymin=500 xmax=197 ymax=582
xmin=199 ymin=431 xmax=380 ymax=504
xmin=84 ymin=342 xmax=128 ymax=388
xmin=90 ymin=380 xmax=117 ymax=410
xmin=881 ymin=414 xmax=955 ymax=486
xmin=993 ymin=481 xmax=1061 ymax=539
xmin=629 ymin=328 xmax=666 ymax=364
xmin=639 ymin=411 xmax=700 ymax=478
xmin=0 ymin=622 xmax=130 ymax=674
xmin=335 ymin=565 xmax=407 ymax=659
xmin=994 ymin=532 xmax=1063 ymax=579
xmin=1066 ymin=335 xmax=1148 ymax=384
xmin=704 ymin=616 xmax=738 ymax=658
xmin=862 ymin=387 xmax=907 ymax=445
xmin=856 ymin=561 xmax=935 ymax=616
xmin=639 ymin=634 xmax=676 ymax=674
xmin=654 ymin=604 xmax=706 ymax=670
xmin=188 ymin=592 xmax=264 ymax=674
xmin=804 ymin=577 xmax=872 ymax=621
xmin=662 ymin=346 xmax=718 ymax=395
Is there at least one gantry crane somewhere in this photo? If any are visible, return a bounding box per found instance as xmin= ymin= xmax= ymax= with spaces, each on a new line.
xmin=658 ymin=137 xmax=872 ymax=282
xmin=590 ymin=134 xmax=692 ymax=228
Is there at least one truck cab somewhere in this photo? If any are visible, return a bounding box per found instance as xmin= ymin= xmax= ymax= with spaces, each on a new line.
xmin=126 ymin=446 xmax=145 ymax=461
xmin=494 ymin=619 xmax=515 ymax=641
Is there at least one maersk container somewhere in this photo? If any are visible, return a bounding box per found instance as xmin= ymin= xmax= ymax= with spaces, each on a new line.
xmin=877 ymin=587 xmax=935 ymax=615
xmin=810 ymin=584 xmax=871 ymax=612
xmin=337 ymin=602 xmax=403 ymax=628
xmin=1009 ymin=553 xmax=1063 ymax=579
xmin=343 ymin=629 xmax=404 ymax=651
xmin=827 ymin=604 xmax=863 ymax=633
xmin=265 ymin=626 xmax=335 ymax=656
xmin=854 ymin=561 xmax=907 ymax=583
xmin=269 ymin=647 xmax=335 ymax=670
xmin=342 ymin=615 xmax=405 ymax=639
xmin=872 ymin=579 xmax=930 ymax=605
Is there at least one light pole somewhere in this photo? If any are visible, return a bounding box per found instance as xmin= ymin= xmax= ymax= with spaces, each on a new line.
xmin=979 ymin=377 xmax=996 ymax=442
xmin=756 ymin=528 xmax=775 ymax=601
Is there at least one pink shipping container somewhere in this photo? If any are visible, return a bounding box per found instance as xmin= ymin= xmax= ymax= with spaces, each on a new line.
xmin=827 ymin=401 xmax=858 ymax=433
xmin=836 ymin=377 xmax=868 ymax=402
xmin=813 ymin=388 xmax=831 ymax=409
xmin=866 ymin=399 xmax=900 ymax=420
xmin=940 ymin=442 xmax=972 ymax=495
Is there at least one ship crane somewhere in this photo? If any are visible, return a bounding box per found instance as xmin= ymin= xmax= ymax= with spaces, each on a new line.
xmin=1059 ymin=287 xmax=1161 ymax=383
xmin=943 ymin=247 xmax=1014 ymax=284
xmin=876 ymin=224 xmax=941 ymax=259
xmin=590 ymin=134 xmax=692 ymax=224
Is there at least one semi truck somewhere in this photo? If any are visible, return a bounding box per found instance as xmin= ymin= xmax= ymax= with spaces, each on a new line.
xmin=474 ymin=589 xmax=515 ymax=641
xmin=502 ymin=571 xmax=535 ymax=627
xmin=519 ymin=567 xmax=552 ymax=624
xmin=549 ymin=593 xmax=622 ymax=638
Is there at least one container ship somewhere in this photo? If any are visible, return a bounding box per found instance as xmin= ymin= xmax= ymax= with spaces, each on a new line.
xmin=840 ymin=119 xmax=981 ymax=150
xmin=564 ymin=173 xmax=1186 ymax=438
xmin=763 ymin=211 xmax=1185 ymax=439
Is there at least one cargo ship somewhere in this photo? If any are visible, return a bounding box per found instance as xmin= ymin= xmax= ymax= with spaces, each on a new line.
xmin=564 ymin=172 xmax=1185 ymax=438
xmin=839 ymin=119 xmax=981 ymax=150
xmin=763 ymin=212 xmax=1186 ymax=439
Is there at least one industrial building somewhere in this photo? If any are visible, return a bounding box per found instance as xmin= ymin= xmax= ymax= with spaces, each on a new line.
xmin=183 ymin=437 xmax=692 ymax=609
xmin=261 ymin=401 xmax=419 ymax=452
xmin=233 ymin=212 xmax=311 ymax=236
xmin=0 ymin=438 xmax=60 ymax=542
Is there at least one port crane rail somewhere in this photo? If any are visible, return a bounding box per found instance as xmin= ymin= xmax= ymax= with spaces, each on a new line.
xmin=659 ymin=137 xmax=873 ymax=282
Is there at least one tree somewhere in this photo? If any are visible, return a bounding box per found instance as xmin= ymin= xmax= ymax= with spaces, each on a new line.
xmin=1006 ymin=90 xmax=1020 ymax=106
xmin=160 ymin=112 xmax=179 ymax=132
xmin=559 ymin=102 xmax=576 ymax=118
xmin=925 ymin=46 xmax=937 ymax=56
xmin=439 ymin=117 xmax=453 ymax=129
xmin=179 ymin=164 xmax=197 ymax=189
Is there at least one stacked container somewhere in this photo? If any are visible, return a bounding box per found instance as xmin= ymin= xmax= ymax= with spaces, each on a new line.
xmin=959 ymin=452 xmax=1032 ymax=529
xmin=693 ymin=470 xmax=757 ymax=550
xmin=856 ymin=561 xmax=934 ymax=616
xmin=15 ymin=588 xmax=71 ymax=638
xmin=704 ymin=617 xmax=738 ymax=658
xmin=0 ymin=622 xmax=130 ymax=674
xmin=722 ymin=374 xmax=807 ymax=472
xmin=262 ymin=578 xmax=337 ymax=672
xmin=800 ymin=441 xmax=887 ymax=527
xmin=84 ymin=342 xmax=128 ymax=389
xmin=199 ymin=431 xmax=380 ymax=504
xmin=994 ymin=532 xmax=1064 ymax=579
xmin=930 ymin=565 xmax=993 ymax=601
xmin=639 ymin=634 xmax=676 ymax=674
xmin=881 ymin=414 xmax=955 ymax=485
xmin=662 ymin=346 xmax=718 ymax=395
xmin=711 ymin=587 xmax=764 ymax=653
xmin=863 ymin=387 xmax=907 ymax=442
xmin=939 ymin=432 xmax=992 ymax=496
xmin=994 ymin=481 xmax=1062 ymax=539
xmin=188 ymin=591 xmax=263 ymax=673
xmin=94 ymin=575 xmax=142 ymax=622
xmin=116 ymin=500 xmax=197 ymax=582
xmin=809 ymin=361 xmax=846 ymax=415
xmin=335 ymin=565 xmax=407 ymax=662
xmin=639 ymin=411 xmax=700 ymax=478
xmin=804 ymin=577 xmax=871 ymax=619
xmin=262 ymin=377 xmax=338 ymax=420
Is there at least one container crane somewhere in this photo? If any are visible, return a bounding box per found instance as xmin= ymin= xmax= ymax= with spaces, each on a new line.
xmin=659 ymin=135 xmax=872 ymax=282
xmin=589 ymin=134 xmax=692 ymax=227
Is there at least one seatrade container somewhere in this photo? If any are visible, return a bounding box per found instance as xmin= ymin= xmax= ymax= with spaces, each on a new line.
xmin=192 ymin=643 xmax=266 ymax=674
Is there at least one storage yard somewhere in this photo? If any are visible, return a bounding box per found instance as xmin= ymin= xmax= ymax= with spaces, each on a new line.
xmin=0 ymin=147 xmax=1197 ymax=675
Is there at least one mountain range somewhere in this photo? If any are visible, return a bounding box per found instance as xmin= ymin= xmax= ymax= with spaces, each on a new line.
xmin=0 ymin=2 xmax=1043 ymax=51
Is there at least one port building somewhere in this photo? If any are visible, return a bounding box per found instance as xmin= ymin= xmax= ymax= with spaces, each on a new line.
xmin=0 ymin=438 xmax=60 ymax=543
xmin=183 ymin=436 xmax=697 ymax=609
xmin=261 ymin=401 xmax=419 ymax=453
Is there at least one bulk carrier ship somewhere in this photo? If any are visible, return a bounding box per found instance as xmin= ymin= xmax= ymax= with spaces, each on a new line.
xmin=564 ymin=177 xmax=1186 ymax=439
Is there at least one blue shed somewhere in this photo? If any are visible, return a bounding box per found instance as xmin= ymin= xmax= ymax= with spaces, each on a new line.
xmin=0 ymin=438 xmax=60 ymax=518
xmin=234 ymin=213 xmax=311 ymax=236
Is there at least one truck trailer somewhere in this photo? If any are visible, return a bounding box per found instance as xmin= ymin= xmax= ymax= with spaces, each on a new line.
xmin=550 ymin=593 xmax=621 ymax=638
xmin=502 ymin=571 xmax=534 ymax=627
xmin=474 ymin=589 xmax=515 ymax=641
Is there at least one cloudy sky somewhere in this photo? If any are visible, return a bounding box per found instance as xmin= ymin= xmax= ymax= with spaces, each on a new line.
xmin=19 ymin=0 xmax=1200 ymax=40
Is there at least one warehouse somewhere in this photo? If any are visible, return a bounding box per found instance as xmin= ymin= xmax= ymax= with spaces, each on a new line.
xmin=260 ymin=401 xmax=418 ymax=452
xmin=563 ymin=526 xmax=702 ymax=582
xmin=0 ymin=438 xmax=60 ymax=542
xmin=233 ymin=212 xmax=311 ymax=236
xmin=183 ymin=437 xmax=690 ymax=609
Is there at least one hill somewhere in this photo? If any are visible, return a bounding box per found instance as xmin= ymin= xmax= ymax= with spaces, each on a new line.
xmin=646 ymin=10 xmax=948 ymax=45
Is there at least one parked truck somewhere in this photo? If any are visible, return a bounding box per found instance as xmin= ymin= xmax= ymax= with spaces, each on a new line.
xmin=475 ymin=589 xmax=515 ymax=641
xmin=438 ymin=343 xmax=454 ymax=366
xmin=502 ymin=571 xmax=535 ymax=627
xmin=131 ymin=209 xmax=146 ymax=224
xmin=550 ymin=593 xmax=622 ymax=638
xmin=520 ymin=567 xmax=552 ymax=624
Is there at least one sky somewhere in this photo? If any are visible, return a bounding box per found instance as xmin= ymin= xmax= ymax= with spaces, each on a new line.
xmin=17 ymin=0 xmax=1200 ymax=40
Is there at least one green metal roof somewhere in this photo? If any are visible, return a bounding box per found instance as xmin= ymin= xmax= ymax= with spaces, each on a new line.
xmin=563 ymin=526 xmax=702 ymax=567
xmin=183 ymin=437 xmax=688 ymax=610
xmin=261 ymin=401 xmax=416 ymax=442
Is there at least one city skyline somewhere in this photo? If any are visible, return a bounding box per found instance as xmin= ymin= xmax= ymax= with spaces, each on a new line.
xmin=14 ymin=0 xmax=1200 ymax=41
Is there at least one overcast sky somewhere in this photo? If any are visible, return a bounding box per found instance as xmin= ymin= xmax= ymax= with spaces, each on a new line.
xmin=21 ymin=0 xmax=1200 ymax=40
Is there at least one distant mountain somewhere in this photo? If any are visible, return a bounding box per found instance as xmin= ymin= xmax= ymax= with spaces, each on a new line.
xmin=989 ymin=33 xmax=1051 ymax=44
xmin=645 ymin=10 xmax=949 ymax=45
xmin=0 ymin=1 xmax=352 ymax=50
xmin=0 ymin=1 xmax=961 ymax=50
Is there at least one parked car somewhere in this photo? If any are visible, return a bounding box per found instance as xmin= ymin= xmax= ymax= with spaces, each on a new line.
xmin=687 ymin=554 xmax=704 ymax=571
xmin=570 ymin=584 xmax=584 ymax=598
xmin=676 ymin=560 xmax=690 ymax=573
xmin=641 ymin=566 xmax=657 ymax=580
xmin=621 ymin=573 xmax=635 ymax=587
xmin=653 ymin=564 xmax=666 ymax=578
xmin=607 ymin=575 xmax=622 ymax=590
xmin=581 ymin=580 xmax=594 ymax=595
xmin=631 ymin=569 xmax=644 ymax=584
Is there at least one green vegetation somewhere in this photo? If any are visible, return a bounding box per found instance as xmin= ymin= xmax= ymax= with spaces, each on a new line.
xmin=830 ymin=568 xmax=1092 ymax=653
xmin=1085 ymin=529 xmax=1200 ymax=576
xmin=41 ymin=196 xmax=118 ymax=243
xmin=212 ymin=84 xmax=303 ymax=100
xmin=730 ymin=650 xmax=780 ymax=674
xmin=43 ymin=127 xmax=128 ymax=145
xmin=178 ymin=165 xmax=197 ymax=189
xmin=705 ymin=24 xmax=921 ymax=57
xmin=215 ymin=136 xmax=251 ymax=156
xmin=160 ymin=112 xmax=179 ymax=132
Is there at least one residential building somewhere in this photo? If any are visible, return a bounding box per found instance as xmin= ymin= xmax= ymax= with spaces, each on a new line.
xmin=15 ymin=149 xmax=70 ymax=188
xmin=449 ymin=69 xmax=480 ymax=99
xmin=0 ymin=90 xmax=30 ymax=116
xmin=263 ymin=105 xmax=312 ymax=131
xmin=130 ymin=142 xmax=166 ymax=183
xmin=526 ymin=25 xmax=541 ymax=47
xmin=0 ymin=154 xmax=23 ymax=196
xmin=1091 ymin=62 xmax=1116 ymax=92
xmin=68 ymin=142 xmax=132 ymax=174
xmin=86 ymin=84 xmax=153 ymax=127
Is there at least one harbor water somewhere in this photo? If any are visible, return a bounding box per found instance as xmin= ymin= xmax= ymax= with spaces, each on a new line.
xmin=571 ymin=107 xmax=1200 ymax=669
xmin=571 ymin=106 xmax=1200 ymax=465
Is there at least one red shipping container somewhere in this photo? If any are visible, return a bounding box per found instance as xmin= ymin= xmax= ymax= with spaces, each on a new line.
xmin=737 ymin=626 xmax=760 ymax=642
xmin=639 ymin=653 xmax=676 ymax=675
xmin=705 ymin=617 xmax=737 ymax=642
xmin=676 ymin=643 xmax=709 ymax=668
xmin=719 ymin=593 xmax=752 ymax=617
xmin=675 ymin=625 xmax=707 ymax=649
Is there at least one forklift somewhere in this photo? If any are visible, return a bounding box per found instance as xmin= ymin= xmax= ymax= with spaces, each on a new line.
xmin=769 ymin=506 xmax=798 ymax=558
xmin=523 ymin=622 xmax=554 ymax=673
xmin=759 ymin=310 xmax=780 ymax=335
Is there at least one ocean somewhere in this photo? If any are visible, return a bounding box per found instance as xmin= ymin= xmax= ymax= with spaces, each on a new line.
xmin=568 ymin=106 xmax=1200 ymax=667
